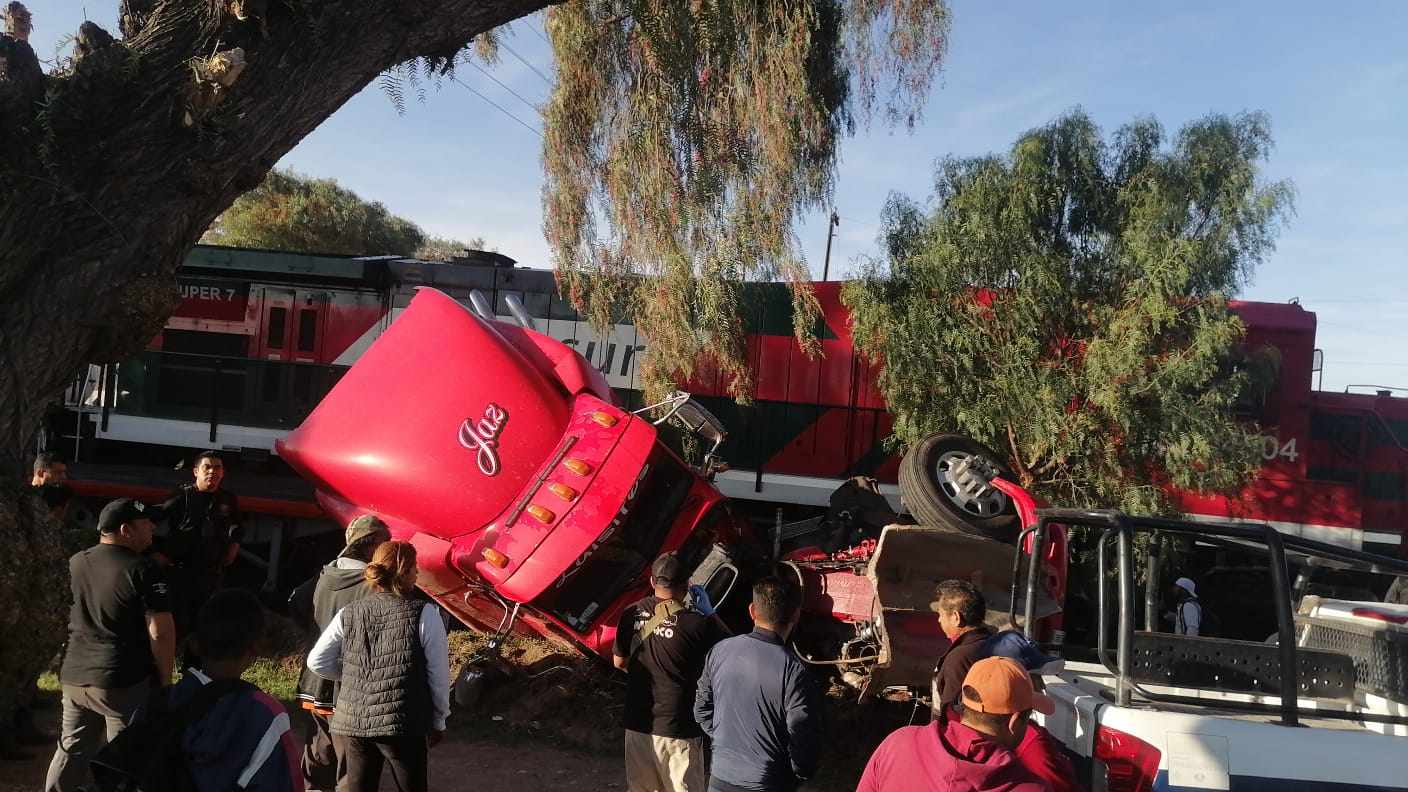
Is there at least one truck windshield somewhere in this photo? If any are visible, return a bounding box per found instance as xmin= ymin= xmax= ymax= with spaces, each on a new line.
xmin=533 ymin=449 xmax=695 ymax=631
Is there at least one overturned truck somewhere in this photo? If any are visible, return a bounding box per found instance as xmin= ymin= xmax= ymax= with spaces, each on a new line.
xmin=277 ymin=288 xmax=1065 ymax=692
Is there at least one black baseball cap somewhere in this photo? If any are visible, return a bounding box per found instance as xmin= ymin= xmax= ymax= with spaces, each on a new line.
xmin=97 ymin=498 xmax=164 ymax=534
xmin=651 ymin=553 xmax=688 ymax=586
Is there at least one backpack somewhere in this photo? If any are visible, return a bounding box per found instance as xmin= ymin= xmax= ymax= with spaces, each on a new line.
xmin=627 ymin=599 xmax=686 ymax=658
xmin=89 ymin=678 xmax=251 ymax=792
xmin=1178 ymin=597 xmax=1218 ymax=637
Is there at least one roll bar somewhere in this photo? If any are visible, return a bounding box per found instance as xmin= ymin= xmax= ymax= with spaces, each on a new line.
xmin=1015 ymin=507 xmax=1408 ymax=727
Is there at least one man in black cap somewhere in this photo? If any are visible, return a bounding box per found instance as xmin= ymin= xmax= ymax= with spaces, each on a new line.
xmin=293 ymin=515 xmax=393 ymax=792
xmin=156 ymin=450 xmax=243 ymax=657
xmin=45 ymin=499 xmax=176 ymax=792
xmin=612 ymin=553 xmax=729 ymax=792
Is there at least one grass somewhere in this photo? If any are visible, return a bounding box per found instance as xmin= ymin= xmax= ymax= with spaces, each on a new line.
xmin=242 ymin=655 xmax=303 ymax=702
xmin=36 ymin=660 xmax=302 ymax=703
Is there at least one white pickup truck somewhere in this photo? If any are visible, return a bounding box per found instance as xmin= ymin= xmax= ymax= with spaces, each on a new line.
xmin=1013 ymin=509 xmax=1408 ymax=792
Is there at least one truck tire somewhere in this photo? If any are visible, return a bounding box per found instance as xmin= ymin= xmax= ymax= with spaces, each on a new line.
xmin=898 ymin=434 xmax=1020 ymax=544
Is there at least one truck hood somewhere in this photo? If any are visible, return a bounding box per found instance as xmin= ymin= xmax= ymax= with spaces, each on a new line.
xmin=277 ymin=288 xmax=571 ymax=538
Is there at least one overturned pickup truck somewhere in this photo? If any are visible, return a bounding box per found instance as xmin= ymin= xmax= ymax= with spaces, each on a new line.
xmin=277 ymin=287 xmax=1065 ymax=692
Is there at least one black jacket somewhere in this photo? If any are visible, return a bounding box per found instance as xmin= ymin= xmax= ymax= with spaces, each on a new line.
xmin=296 ymin=559 xmax=373 ymax=709
xmin=933 ymin=625 xmax=996 ymax=708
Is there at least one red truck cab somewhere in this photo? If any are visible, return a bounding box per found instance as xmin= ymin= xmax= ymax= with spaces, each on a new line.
xmin=277 ymin=288 xmax=747 ymax=657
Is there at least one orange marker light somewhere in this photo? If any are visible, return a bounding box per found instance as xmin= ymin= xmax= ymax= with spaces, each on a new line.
xmin=563 ymin=458 xmax=592 ymax=476
xmin=481 ymin=548 xmax=509 ymax=568
xmin=526 ymin=504 xmax=555 ymax=523
xmin=590 ymin=411 xmax=618 ymax=428
xmin=547 ymin=482 xmax=578 ymax=501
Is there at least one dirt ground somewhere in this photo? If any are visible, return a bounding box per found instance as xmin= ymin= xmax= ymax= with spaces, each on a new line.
xmin=4 ymin=633 xmax=913 ymax=791
xmin=1 ymin=702 xmax=625 ymax=792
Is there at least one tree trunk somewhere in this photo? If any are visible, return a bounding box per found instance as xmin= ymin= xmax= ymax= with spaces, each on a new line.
xmin=0 ymin=0 xmax=552 ymax=737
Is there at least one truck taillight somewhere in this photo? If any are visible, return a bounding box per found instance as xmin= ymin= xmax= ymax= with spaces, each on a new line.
xmin=1093 ymin=725 xmax=1160 ymax=792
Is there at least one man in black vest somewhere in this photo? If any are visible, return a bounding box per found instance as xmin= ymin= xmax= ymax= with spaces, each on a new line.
xmin=294 ymin=515 xmax=391 ymax=792
xmin=612 ymin=553 xmax=729 ymax=792
xmin=156 ymin=450 xmax=243 ymax=656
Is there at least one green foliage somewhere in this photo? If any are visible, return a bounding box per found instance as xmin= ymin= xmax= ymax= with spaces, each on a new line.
xmin=542 ymin=1 xmax=951 ymax=401
xmin=844 ymin=110 xmax=1294 ymax=513
xmin=416 ymin=234 xmax=489 ymax=261
xmin=202 ymin=169 xmax=481 ymax=258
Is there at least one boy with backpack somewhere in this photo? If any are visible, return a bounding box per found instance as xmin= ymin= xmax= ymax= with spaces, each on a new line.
xmin=173 ymin=589 xmax=302 ymax=791
xmin=91 ymin=589 xmax=303 ymax=792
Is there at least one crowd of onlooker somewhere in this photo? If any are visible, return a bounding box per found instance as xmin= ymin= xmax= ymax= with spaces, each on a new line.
xmin=614 ymin=557 xmax=1086 ymax=792
xmin=24 ymin=449 xmax=1098 ymax=792
xmin=33 ymin=446 xmax=446 ymax=792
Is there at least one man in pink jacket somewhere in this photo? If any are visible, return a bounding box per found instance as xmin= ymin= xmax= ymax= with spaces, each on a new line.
xmin=856 ymin=657 xmax=1055 ymax=792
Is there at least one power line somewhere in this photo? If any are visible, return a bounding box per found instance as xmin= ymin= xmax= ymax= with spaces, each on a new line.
xmin=1307 ymin=298 xmax=1408 ymax=305
xmin=528 ymin=18 xmax=551 ymax=45
xmin=449 ymin=75 xmax=542 ymax=138
xmin=466 ymin=60 xmax=541 ymax=114
xmin=500 ymin=41 xmax=554 ymax=86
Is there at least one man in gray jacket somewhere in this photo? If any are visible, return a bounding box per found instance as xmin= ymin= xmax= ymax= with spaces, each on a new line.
xmin=293 ymin=515 xmax=390 ymax=791
xmin=694 ymin=576 xmax=822 ymax=792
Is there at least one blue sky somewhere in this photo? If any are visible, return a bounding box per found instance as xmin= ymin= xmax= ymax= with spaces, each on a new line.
xmin=31 ymin=2 xmax=1408 ymax=391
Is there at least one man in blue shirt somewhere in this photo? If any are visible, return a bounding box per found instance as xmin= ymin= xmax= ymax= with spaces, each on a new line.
xmin=694 ymin=576 xmax=822 ymax=792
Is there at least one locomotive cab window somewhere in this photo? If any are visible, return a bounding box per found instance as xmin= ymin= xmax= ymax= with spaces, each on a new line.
xmin=297 ymin=309 xmax=318 ymax=354
xmin=266 ymin=307 xmax=287 ymax=350
xmin=1307 ymin=411 xmax=1363 ymax=483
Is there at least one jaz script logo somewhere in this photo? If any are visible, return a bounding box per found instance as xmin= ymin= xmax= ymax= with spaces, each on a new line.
xmin=459 ymin=404 xmax=508 ymax=476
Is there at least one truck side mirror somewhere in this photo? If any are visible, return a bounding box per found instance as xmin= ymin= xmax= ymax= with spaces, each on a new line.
xmin=673 ymin=398 xmax=727 ymax=453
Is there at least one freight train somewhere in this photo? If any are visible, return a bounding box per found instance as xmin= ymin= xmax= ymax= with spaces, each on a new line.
xmin=47 ymin=244 xmax=1408 ymax=595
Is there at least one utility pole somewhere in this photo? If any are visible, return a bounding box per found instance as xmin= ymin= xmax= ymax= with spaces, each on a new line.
xmin=821 ymin=209 xmax=840 ymax=281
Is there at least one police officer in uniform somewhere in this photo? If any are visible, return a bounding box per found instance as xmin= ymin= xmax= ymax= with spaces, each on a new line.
xmin=155 ymin=450 xmax=243 ymax=663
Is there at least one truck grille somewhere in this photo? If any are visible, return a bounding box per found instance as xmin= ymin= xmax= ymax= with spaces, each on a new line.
xmin=533 ymin=450 xmax=694 ymax=630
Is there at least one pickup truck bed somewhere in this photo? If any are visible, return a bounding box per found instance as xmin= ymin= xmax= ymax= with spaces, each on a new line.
xmin=1039 ymin=661 xmax=1408 ymax=791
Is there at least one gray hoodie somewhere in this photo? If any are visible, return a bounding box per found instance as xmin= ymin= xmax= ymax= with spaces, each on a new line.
xmin=296 ymin=557 xmax=373 ymax=709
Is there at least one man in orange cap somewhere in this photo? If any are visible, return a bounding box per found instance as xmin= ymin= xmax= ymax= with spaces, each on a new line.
xmin=856 ymin=657 xmax=1056 ymax=791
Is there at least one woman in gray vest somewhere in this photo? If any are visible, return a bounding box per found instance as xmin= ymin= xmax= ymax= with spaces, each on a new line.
xmin=307 ymin=541 xmax=451 ymax=792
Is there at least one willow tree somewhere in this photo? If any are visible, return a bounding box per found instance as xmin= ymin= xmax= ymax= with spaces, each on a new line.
xmin=544 ymin=1 xmax=950 ymax=399
xmin=0 ymin=0 xmax=950 ymax=733
xmin=844 ymin=110 xmax=1294 ymax=514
